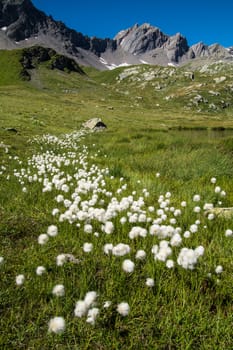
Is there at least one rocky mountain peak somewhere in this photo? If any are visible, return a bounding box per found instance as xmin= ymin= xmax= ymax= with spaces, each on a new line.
xmin=0 ymin=0 xmax=49 ymax=41
xmin=162 ymin=32 xmax=189 ymax=62
xmin=114 ymin=23 xmax=169 ymax=55
xmin=0 ymin=1 xmax=232 ymax=70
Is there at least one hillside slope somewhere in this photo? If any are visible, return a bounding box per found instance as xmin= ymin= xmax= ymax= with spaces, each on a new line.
xmin=0 ymin=47 xmax=233 ymax=140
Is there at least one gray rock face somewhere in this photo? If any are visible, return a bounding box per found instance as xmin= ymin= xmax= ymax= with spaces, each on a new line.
xmin=82 ymin=118 xmax=107 ymax=131
xmin=114 ymin=24 xmax=189 ymax=63
xmin=0 ymin=0 xmax=46 ymax=41
xmin=188 ymin=42 xmax=210 ymax=58
xmin=185 ymin=42 xmax=232 ymax=62
xmin=162 ymin=33 xmax=189 ymax=62
xmin=114 ymin=23 xmax=168 ymax=54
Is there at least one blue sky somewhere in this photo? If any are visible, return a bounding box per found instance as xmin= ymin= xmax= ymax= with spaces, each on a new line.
xmin=32 ymin=0 xmax=232 ymax=47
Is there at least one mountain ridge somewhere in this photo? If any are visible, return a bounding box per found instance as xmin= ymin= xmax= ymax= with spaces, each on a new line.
xmin=0 ymin=0 xmax=232 ymax=70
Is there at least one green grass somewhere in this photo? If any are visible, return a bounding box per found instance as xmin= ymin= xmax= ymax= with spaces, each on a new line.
xmin=1 ymin=50 xmax=233 ymax=349
xmin=0 ymin=49 xmax=24 ymax=85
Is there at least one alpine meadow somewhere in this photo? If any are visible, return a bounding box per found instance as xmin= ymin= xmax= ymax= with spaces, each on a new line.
xmin=1 ymin=1 xmax=233 ymax=349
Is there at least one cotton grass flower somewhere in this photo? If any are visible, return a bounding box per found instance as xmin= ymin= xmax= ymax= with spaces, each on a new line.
xmin=47 ymin=225 xmax=58 ymax=237
xmin=120 ymin=216 xmax=127 ymax=224
xmin=211 ymin=177 xmax=217 ymax=184
xmin=52 ymin=208 xmax=59 ymax=216
xmin=170 ymin=233 xmax=182 ymax=247
xmin=190 ymin=224 xmax=198 ymax=233
xmin=193 ymin=194 xmax=200 ymax=202
xmin=184 ymin=231 xmax=191 ymax=238
xmin=74 ymin=300 xmax=88 ymax=317
xmin=122 ymin=259 xmax=135 ymax=273
xmin=103 ymin=300 xmax=111 ymax=308
xmin=135 ymin=250 xmax=146 ymax=260
xmin=225 ymin=229 xmax=233 ymax=237
xmin=207 ymin=213 xmax=215 ymax=220
xmin=103 ymin=243 xmax=113 ymax=255
xmin=74 ymin=291 xmax=98 ymax=317
xmin=86 ymin=307 xmax=99 ymax=325
xmin=52 ymin=284 xmax=65 ymax=297
xmin=112 ymin=243 xmax=130 ymax=256
xmin=129 ymin=226 xmax=147 ymax=239
xmin=84 ymin=224 xmax=93 ymax=234
xmin=174 ymin=209 xmax=181 ymax=217
xmin=215 ymin=265 xmax=223 ymax=274
xmin=117 ymin=302 xmax=130 ymax=316
xmin=103 ymin=221 xmax=114 ymax=234
xmin=177 ymin=246 xmax=204 ymax=270
xmin=16 ymin=274 xmax=25 ymax=286
xmin=166 ymin=259 xmax=174 ymax=269
xmin=84 ymin=291 xmax=98 ymax=308
xmin=152 ymin=240 xmax=172 ymax=262
xmin=203 ymin=203 xmax=214 ymax=211
xmin=0 ymin=256 xmax=4 ymax=265
xmin=36 ymin=266 xmax=46 ymax=276
xmin=48 ymin=316 xmax=65 ymax=334
xmin=146 ymin=278 xmax=155 ymax=287
xmin=38 ymin=233 xmax=49 ymax=245
xmin=56 ymin=254 xmax=67 ymax=266
xmin=194 ymin=245 xmax=205 ymax=257
xmin=55 ymin=194 xmax=64 ymax=203
xmin=83 ymin=243 xmax=93 ymax=253
xmin=193 ymin=206 xmax=201 ymax=213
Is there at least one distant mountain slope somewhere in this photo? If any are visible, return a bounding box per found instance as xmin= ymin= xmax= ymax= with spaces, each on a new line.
xmin=1 ymin=44 xmax=233 ymax=120
xmin=0 ymin=45 xmax=85 ymax=85
xmin=0 ymin=0 xmax=232 ymax=70
xmin=0 ymin=0 xmax=116 ymax=69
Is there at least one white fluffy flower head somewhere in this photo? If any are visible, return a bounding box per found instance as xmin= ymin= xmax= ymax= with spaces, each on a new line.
xmin=52 ymin=284 xmax=65 ymax=297
xmin=16 ymin=274 xmax=25 ymax=286
xmin=38 ymin=233 xmax=49 ymax=245
xmin=48 ymin=316 xmax=65 ymax=334
xmin=86 ymin=307 xmax=99 ymax=325
xmin=103 ymin=243 xmax=113 ymax=255
xmin=215 ymin=265 xmax=223 ymax=274
xmin=56 ymin=254 xmax=67 ymax=266
xmin=112 ymin=243 xmax=130 ymax=256
xmin=47 ymin=225 xmax=58 ymax=237
xmin=225 ymin=229 xmax=233 ymax=237
xmin=84 ymin=291 xmax=98 ymax=308
xmin=74 ymin=300 xmax=88 ymax=317
xmin=135 ymin=250 xmax=146 ymax=260
xmin=166 ymin=259 xmax=174 ymax=269
xmin=122 ymin=259 xmax=135 ymax=273
xmin=36 ymin=266 xmax=46 ymax=276
xmin=146 ymin=278 xmax=155 ymax=287
xmin=83 ymin=242 xmax=93 ymax=253
xmin=193 ymin=194 xmax=200 ymax=202
xmin=117 ymin=302 xmax=130 ymax=316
